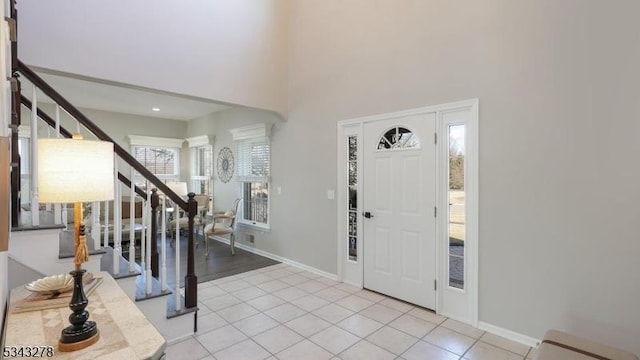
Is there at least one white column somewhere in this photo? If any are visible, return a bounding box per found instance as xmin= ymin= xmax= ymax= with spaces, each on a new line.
xmin=145 ymin=191 xmax=152 ymax=295
xmin=161 ymin=195 xmax=167 ymax=291
xmin=30 ymin=86 xmax=39 ymax=226
xmin=129 ymin=166 xmax=136 ymax=273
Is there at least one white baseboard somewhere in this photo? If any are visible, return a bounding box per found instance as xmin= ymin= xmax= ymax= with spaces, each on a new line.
xmin=343 ymin=279 xmax=362 ymax=288
xmin=166 ymin=333 xmax=196 ymax=346
xmin=478 ymin=321 xmax=541 ymax=348
xmin=210 ymin=236 xmax=338 ymax=281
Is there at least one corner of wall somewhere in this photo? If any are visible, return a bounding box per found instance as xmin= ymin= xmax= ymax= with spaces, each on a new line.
xmin=2 ymin=0 xmax=12 ymax=341
xmin=0 ymin=251 xmax=7 ymax=344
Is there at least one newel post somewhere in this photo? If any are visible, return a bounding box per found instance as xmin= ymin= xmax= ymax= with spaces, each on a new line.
xmin=185 ymin=192 xmax=198 ymax=308
xmin=150 ymin=188 xmax=159 ymax=277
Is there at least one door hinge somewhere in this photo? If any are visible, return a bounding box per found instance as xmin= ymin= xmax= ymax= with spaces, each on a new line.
xmin=434 ymin=133 xmax=438 ymax=144
xmin=434 ymin=279 xmax=437 ymax=291
xmin=434 ymin=206 xmax=437 ymax=217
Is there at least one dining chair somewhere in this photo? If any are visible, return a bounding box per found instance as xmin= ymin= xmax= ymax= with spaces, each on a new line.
xmin=203 ymin=198 xmax=241 ymax=257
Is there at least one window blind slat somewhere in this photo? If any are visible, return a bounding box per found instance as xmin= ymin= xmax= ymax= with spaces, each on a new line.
xmin=133 ymin=146 xmax=178 ymax=176
xmin=236 ymin=138 xmax=270 ymax=180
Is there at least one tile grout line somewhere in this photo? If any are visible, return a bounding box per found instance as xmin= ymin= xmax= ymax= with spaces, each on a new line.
xmin=177 ymin=264 xmax=529 ymax=360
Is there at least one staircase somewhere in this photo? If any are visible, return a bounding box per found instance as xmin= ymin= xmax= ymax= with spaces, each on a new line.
xmin=7 ymin=1 xmax=199 ymax=343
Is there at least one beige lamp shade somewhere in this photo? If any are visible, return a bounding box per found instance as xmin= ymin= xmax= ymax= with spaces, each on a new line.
xmin=38 ymin=138 xmax=115 ymax=203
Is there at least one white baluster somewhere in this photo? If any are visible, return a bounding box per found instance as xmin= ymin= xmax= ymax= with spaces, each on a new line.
xmin=140 ymin=193 xmax=146 ymax=275
xmin=45 ymin=127 xmax=51 ymax=215
xmin=53 ymin=105 xmax=61 ymax=224
xmin=113 ymin=156 xmax=121 ymax=276
xmin=91 ymin=201 xmax=100 ymax=250
xmin=129 ymin=167 xmax=136 ymax=273
xmin=55 ymin=105 xmax=60 ymax=135
xmin=103 ymin=200 xmax=109 ymax=249
xmin=175 ymin=206 xmax=181 ymax=311
xmin=146 ymin=193 xmax=152 ymax=295
xmin=161 ymin=194 xmax=167 ymax=291
xmin=62 ymin=205 xmax=68 ymax=230
xmin=30 ymin=86 xmax=39 ymax=226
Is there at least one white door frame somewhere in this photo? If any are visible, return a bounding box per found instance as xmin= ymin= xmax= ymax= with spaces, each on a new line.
xmin=336 ymin=99 xmax=479 ymax=325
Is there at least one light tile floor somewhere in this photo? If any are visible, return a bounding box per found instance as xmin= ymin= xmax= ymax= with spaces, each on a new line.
xmin=165 ymin=264 xmax=537 ymax=360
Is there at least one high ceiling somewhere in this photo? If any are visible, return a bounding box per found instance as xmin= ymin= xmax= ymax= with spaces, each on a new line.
xmin=21 ymin=70 xmax=229 ymax=121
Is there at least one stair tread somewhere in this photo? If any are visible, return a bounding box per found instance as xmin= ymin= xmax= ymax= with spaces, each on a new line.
xmin=59 ymin=230 xmax=107 ymax=259
xmin=11 ymin=211 xmax=66 ymax=231
xmin=100 ymin=246 xmax=142 ymax=279
xmin=135 ymin=272 xmax=172 ymax=301
xmin=11 ymin=223 xmax=65 ymax=232
xmin=167 ymin=292 xmax=197 ymax=319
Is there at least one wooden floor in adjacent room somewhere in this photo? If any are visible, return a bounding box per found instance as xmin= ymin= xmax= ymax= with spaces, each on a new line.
xmin=158 ymin=234 xmax=280 ymax=288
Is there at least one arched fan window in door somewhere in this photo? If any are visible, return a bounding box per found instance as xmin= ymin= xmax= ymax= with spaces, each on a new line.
xmin=377 ymin=126 xmax=420 ymax=150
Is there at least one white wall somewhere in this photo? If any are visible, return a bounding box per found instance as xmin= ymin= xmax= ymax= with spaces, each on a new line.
xmin=17 ymin=0 xmax=289 ymax=115
xmin=286 ymin=0 xmax=640 ymax=354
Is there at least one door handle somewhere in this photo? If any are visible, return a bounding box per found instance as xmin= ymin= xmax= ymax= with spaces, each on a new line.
xmin=363 ymin=212 xmax=374 ymax=219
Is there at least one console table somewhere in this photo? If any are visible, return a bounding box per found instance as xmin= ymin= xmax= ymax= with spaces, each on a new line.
xmin=4 ymin=271 xmax=166 ymax=359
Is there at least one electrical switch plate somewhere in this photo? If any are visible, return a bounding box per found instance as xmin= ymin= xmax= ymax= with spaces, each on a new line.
xmin=327 ymin=190 xmax=335 ymax=200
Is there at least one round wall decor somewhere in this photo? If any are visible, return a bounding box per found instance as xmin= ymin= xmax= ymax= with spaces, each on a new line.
xmin=217 ymin=147 xmax=234 ymax=183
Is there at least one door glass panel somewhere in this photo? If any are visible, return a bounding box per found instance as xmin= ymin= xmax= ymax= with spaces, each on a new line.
xmin=348 ymin=135 xmax=358 ymax=261
xmin=448 ymin=124 xmax=465 ymax=289
xmin=377 ymin=127 xmax=420 ymax=150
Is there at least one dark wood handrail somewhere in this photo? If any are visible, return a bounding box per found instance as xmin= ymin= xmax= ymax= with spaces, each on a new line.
xmin=21 ymin=96 xmax=147 ymax=199
xmin=17 ymin=60 xmax=187 ymax=210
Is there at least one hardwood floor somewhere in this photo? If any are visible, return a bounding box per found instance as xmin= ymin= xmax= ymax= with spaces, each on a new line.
xmin=126 ymin=234 xmax=280 ymax=288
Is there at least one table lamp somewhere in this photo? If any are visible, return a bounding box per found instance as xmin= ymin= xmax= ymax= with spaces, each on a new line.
xmin=38 ymin=134 xmax=114 ymax=352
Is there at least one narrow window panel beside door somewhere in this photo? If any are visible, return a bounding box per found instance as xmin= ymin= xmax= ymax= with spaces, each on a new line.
xmin=448 ymin=124 xmax=465 ymax=289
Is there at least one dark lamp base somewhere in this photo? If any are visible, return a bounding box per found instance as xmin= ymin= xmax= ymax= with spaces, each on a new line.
xmin=58 ymin=268 xmax=99 ymax=352
xmin=58 ymin=327 xmax=99 ymax=352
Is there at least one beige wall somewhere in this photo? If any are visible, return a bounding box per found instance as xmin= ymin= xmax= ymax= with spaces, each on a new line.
xmin=17 ymin=0 xmax=289 ymax=115
xmin=287 ymin=0 xmax=640 ymax=354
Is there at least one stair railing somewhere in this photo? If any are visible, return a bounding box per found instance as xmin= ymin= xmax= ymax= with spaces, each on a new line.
xmin=15 ymin=64 xmax=198 ymax=310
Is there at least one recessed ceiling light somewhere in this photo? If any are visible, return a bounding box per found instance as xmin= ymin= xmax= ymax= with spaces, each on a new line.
xmin=152 ymin=107 xmax=160 ymax=112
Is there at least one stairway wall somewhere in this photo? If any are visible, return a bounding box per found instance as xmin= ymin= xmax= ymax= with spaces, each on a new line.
xmin=7 ymin=255 xmax=44 ymax=290
xmin=17 ymin=0 xmax=289 ymax=116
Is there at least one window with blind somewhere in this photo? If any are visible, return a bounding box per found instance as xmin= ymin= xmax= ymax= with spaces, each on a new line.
xmin=236 ymin=137 xmax=270 ymax=227
xmin=191 ymin=145 xmax=212 ymax=195
xmin=133 ymin=146 xmax=180 ymax=188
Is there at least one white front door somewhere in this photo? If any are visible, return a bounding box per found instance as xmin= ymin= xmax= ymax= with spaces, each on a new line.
xmin=363 ymin=113 xmax=437 ymax=309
